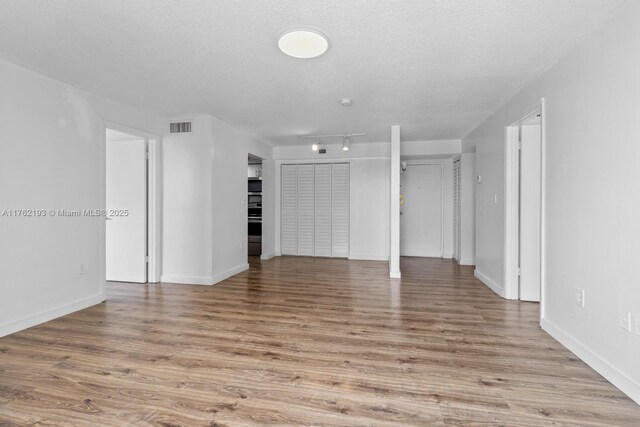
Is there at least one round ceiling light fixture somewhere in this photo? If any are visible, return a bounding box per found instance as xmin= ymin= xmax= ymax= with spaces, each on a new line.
xmin=278 ymin=29 xmax=329 ymax=59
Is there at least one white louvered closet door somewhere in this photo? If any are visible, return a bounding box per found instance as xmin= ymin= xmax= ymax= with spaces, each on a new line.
xmin=314 ymin=164 xmax=332 ymax=257
xmin=296 ymin=164 xmax=315 ymax=256
xmin=453 ymin=160 xmax=461 ymax=261
xmin=280 ymin=164 xmax=298 ymax=255
xmin=331 ymin=163 xmax=350 ymax=258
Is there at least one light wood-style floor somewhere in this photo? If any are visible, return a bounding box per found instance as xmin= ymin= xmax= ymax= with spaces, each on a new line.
xmin=1 ymin=257 xmax=639 ymax=426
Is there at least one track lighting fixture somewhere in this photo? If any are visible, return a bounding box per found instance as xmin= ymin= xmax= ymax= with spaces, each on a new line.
xmin=299 ymin=133 xmax=365 ymax=151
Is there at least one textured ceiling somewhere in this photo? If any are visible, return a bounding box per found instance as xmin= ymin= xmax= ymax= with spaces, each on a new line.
xmin=0 ymin=0 xmax=628 ymax=145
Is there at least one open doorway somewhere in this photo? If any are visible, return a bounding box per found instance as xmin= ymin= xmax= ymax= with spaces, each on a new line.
xmin=248 ymin=154 xmax=263 ymax=262
xmin=505 ymin=102 xmax=545 ymax=302
xmin=103 ymin=125 xmax=161 ymax=286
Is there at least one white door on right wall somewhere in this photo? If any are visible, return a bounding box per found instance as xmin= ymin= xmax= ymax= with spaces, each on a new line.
xmin=400 ymin=164 xmax=443 ymax=257
xmin=519 ymin=123 xmax=542 ymax=302
xmin=106 ymin=138 xmax=147 ymax=283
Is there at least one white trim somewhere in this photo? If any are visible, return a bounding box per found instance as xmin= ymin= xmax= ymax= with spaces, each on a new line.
xmin=389 ymin=271 xmax=401 ymax=279
xmin=99 ymin=121 xmax=107 ymax=299
xmin=0 ymin=294 xmax=103 ymax=338
xmin=539 ymin=98 xmax=548 ymax=320
xmin=459 ymin=258 xmax=475 ymax=266
xmin=160 ymin=275 xmax=214 ymax=285
xmin=443 ymin=251 xmax=453 ymax=259
xmin=348 ymin=254 xmax=389 ymax=261
xmin=504 ymin=124 xmax=520 ymax=300
xmin=147 ymin=137 xmax=162 ymax=283
xmin=260 ymin=252 xmax=276 ymax=260
xmin=212 ymin=263 xmax=249 ymax=284
xmin=474 ymin=269 xmax=505 ymax=297
xmin=503 ymin=101 xmax=545 ymax=301
xmin=541 ymin=317 xmax=640 ymax=405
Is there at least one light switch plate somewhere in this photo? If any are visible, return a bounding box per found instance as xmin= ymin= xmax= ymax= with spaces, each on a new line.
xmin=619 ymin=311 xmax=631 ymax=331
xmin=576 ymin=289 xmax=585 ymax=308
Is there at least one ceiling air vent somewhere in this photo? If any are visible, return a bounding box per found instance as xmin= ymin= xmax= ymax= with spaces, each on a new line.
xmin=170 ymin=121 xmax=192 ymax=133
xmin=318 ymin=148 xmax=327 ymax=154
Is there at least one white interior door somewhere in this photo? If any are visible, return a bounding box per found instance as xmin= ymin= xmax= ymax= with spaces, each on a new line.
xmin=297 ymin=164 xmax=315 ymax=256
xmin=331 ymin=163 xmax=350 ymax=258
xmin=314 ymin=164 xmax=332 ymax=257
xmin=280 ymin=164 xmax=298 ymax=255
xmin=400 ymin=164 xmax=443 ymax=257
xmin=519 ymin=124 xmax=542 ymax=301
xmin=106 ymin=138 xmax=147 ymax=283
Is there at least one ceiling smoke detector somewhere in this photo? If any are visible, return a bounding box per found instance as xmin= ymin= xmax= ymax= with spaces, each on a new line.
xmin=340 ymin=98 xmax=353 ymax=107
xmin=278 ymin=30 xmax=329 ymax=59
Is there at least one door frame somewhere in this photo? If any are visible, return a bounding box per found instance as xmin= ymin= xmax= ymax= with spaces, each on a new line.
xmin=400 ymin=161 xmax=445 ymax=258
xmin=503 ymin=98 xmax=546 ymax=310
xmin=100 ymin=121 xmax=162 ymax=299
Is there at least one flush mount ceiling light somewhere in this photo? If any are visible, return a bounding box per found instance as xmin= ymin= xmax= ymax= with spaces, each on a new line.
xmin=311 ymin=137 xmax=320 ymax=151
xmin=278 ymin=30 xmax=328 ymax=59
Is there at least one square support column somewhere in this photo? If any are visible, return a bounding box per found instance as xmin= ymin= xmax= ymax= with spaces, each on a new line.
xmin=389 ymin=125 xmax=401 ymax=278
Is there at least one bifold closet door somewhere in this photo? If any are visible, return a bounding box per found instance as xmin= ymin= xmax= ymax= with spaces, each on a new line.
xmin=280 ymin=164 xmax=298 ymax=255
xmin=331 ymin=163 xmax=350 ymax=257
xmin=453 ymin=160 xmax=461 ymax=261
xmin=296 ymin=164 xmax=315 ymax=256
xmin=314 ymin=164 xmax=332 ymax=257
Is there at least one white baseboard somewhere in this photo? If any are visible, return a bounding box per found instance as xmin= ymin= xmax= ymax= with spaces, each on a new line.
xmin=390 ymin=270 xmax=402 ymax=279
xmin=260 ymin=252 xmax=276 ymax=260
xmin=474 ymin=269 xmax=504 ymax=297
xmin=160 ymin=274 xmax=214 ymax=285
xmin=443 ymin=251 xmax=453 ymax=259
xmin=349 ymin=254 xmax=389 ymax=261
xmin=541 ymin=317 xmax=640 ymax=405
xmin=0 ymin=294 xmax=104 ymax=338
xmin=459 ymin=258 xmax=475 ymax=266
xmin=211 ymin=263 xmax=249 ymax=285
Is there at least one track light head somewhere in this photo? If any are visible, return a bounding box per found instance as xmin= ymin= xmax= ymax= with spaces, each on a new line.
xmin=342 ymin=135 xmax=351 ymax=151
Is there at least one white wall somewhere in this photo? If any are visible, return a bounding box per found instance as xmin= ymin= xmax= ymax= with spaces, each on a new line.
xmin=349 ymin=158 xmax=391 ymax=260
xmin=210 ymin=116 xmax=272 ymax=281
xmin=273 ymin=143 xmax=391 ymax=261
xmin=402 ymin=139 xmax=461 ymax=157
xmin=0 ymin=58 xmax=164 ymax=337
xmin=162 ymin=116 xmax=214 ymax=284
xmin=463 ymin=1 xmax=640 ymax=403
xmin=261 ymin=159 xmax=276 ymax=260
xmin=162 ymin=115 xmax=273 ymax=284
xmin=459 ymin=153 xmax=476 ymax=265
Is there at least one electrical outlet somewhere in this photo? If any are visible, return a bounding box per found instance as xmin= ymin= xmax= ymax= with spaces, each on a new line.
xmin=619 ymin=311 xmax=631 ymax=332
xmin=78 ymin=263 xmax=87 ymax=275
xmin=576 ymin=289 xmax=585 ymax=308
